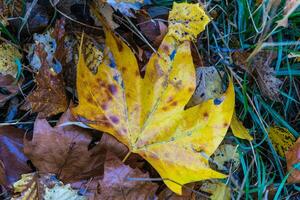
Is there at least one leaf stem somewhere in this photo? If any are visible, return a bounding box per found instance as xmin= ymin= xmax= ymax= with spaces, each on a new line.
xmin=122 ymin=151 xmax=131 ymax=163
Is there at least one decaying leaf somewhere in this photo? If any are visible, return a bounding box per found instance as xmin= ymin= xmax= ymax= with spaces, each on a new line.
xmin=199 ymin=180 xmax=230 ymax=200
xmin=269 ymin=126 xmax=296 ymax=157
xmin=12 ymin=172 xmax=86 ymax=200
xmin=72 ymin=2 xmax=235 ymax=194
xmin=90 ymin=151 xmax=158 ymax=200
xmin=210 ymin=144 xmax=240 ymax=174
xmin=27 ymin=44 xmax=68 ymax=118
xmin=253 ymin=51 xmax=282 ymax=101
xmin=24 ymin=108 xmax=106 ymax=183
xmin=186 ymin=66 xmax=223 ymax=107
xmin=77 ymin=35 xmax=104 ymax=74
xmin=0 ymin=126 xmax=32 ymax=187
xmin=286 ymin=137 xmax=300 ymax=183
xmin=230 ymin=112 xmax=253 ymax=141
xmin=0 ymin=43 xmax=22 ymax=78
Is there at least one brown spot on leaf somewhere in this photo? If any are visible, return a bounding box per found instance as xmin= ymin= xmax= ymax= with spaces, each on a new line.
xmin=116 ymin=38 xmax=123 ymax=51
xmin=171 ymin=101 xmax=177 ymax=106
xmin=223 ymin=122 xmax=229 ymax=127
xmin=167 ymin=96 xmax=174 ymax=103
xmin=103 ymin=122 xmax=111 ymax=127
xmin=188 ymin=87 xmax=194 ymax=92
xmin=87 ymin=96 xmax=93 ymax=102
xmin=121 ymin=67 xmax=127 ymax=72
xmin=162 ymin=106 xmax=168 ymax=111
xmin=161 ymin=44 xmax=169 ymax=53
xmin=203 ymin=112 xmax=209 ymax=118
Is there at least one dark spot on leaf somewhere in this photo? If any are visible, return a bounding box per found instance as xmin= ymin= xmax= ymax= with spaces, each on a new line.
xmin=167 ymin=96 xmax=174 ymax=103
xmin=214 ymin=98 xmax=223 ymax=105
xmin=188 ymin=87 xmax=194 ymax=92
xmin=162 ymin=106 xmax=168 ymax=111
xmin=203 ymin=112 xmax=209 ymax=118
xmin=108 ymin=84 xmax=117 ymax=95
xmin=116 ymin=38 xmax=123 ymax=51
xmin=104 ymin=122 xmax=111 ymax=127
xmin=170 ymin=50 xmax=176 ymax=60
xmin=87 ymin=96 xmax=93 ymax=102
xmin=109 ymin=116 xmax=119 ymax=124
xmin=223 ymin=122 xmax=229 ymax=127
xmin=121 ymin=67 xmax=127 ymax=72
xmin=100 ymin=103 xmax=108 ymax=110
xmin=171 ymin=101 xmax=177 ymax=106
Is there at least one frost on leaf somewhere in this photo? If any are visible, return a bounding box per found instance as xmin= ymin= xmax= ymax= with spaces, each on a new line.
xmin=72 ymin=2 xmax=235 ymax=194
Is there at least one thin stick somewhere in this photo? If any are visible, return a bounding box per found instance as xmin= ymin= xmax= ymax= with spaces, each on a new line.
xmin=122 ymin=151 xmax=131 ymax=163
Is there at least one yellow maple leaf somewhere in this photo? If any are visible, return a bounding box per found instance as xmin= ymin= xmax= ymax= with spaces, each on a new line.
xmin=72 ymin=2 xmax=235 ymax=194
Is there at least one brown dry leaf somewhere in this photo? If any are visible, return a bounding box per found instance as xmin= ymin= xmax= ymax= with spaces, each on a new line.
xmin=158 ymin=185 xmax=195 ymax=200
xmin=24 ymin=108 xmax=106 ymax=183
xmin=0 ymin=126 xmax=32 ymax=187
xmin=27 ymin=44 xmax=68 ymax=118
xmin=90 ymin=152 xmax=158 ymax=200
xmin=136 ymin=10 xmax=168 ymax=48
xmin=234 ymin=50 xmax=282 ymax=101
xmin=286 ymin=137 xmax=300 ymax=183
xmin=253 ymin=51 xmax=282 ymax=101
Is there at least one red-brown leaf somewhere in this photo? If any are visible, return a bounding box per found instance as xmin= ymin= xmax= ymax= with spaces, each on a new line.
xmin=27 ymin=44 xmax=68 ymax=118
xmin=89 ymin=152 xmax=158 ymax=200
xmin=23 ymin=108 xmax=106 ymax=183
xmin=286 ymin=138 xmax=300 ymax=183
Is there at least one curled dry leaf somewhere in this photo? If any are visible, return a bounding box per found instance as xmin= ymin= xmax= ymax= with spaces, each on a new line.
xmin=27 ymin=44 xmax=68 ymax=118
xmin=136 ymin=10 xmax=168 ymax=48
xmin=12 ymin=172 xmax=86 ymax=200
xmin=0 ymin=126 xmax=32 ymax=187
xmin=286 ymin=136 xmax=300 ymax=183
xmin=230 ymin=112 xmax=253 ymax=141
xmin=90 ymin=152 xmax=158 ymax=200
xmin=24 ymin=108 xmax=106 ymax=183
xmin=72 ymin=2 xmax=234 ymax=194
xmin=269 ymin=126 xmax=296 ymax=157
